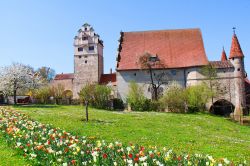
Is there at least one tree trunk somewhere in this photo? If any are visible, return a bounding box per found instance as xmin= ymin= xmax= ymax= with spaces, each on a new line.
xmin=85 ymin=100 xmax=89 ymax=122
xmin=153 ymin=86 xmax=158 ymax=101
xmin=13 ymin=89 xmax=17 ymax=105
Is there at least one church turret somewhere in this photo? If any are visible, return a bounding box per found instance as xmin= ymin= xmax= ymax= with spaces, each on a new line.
xmin=73 ymin=23 xmax=104 ymax=98
xmin=229 ymin=30 xmax=246 ymax=121
xmin=221 ymin=47 xmax=227 ymax=61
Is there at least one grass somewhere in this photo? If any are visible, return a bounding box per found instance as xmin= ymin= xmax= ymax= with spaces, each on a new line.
xmin=8 ymin=104 xmax=250 ymax=162
xmin=0 ymin=134 xmax=29 ymax=166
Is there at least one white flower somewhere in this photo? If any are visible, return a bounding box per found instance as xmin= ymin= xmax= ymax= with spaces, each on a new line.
xmin=69 ymin=143 xmax=76 ymax=148
xmin=218 ymin=164 xmax=223 ymax=166
xmin=30 ymin=153 xmax=37 ymax=158
xmin=224 ymin=158 xmax=230 ymax=164
xmin=113 ymin=162 xmax=117 ymax=166
xmin=127 ymin=159 xmax=133 ymax=164
xmin=62 ymin=163 xmax=67 ymax=166
xmin=16 ymin=142 xmax=21 ymax=147
xmin=126 ymin=147 xmax=131 ymax=152
xmin=57 ymin=158 xmax=62 ymax=162
xmin=139 ymin=156 xmax=147 ymax=162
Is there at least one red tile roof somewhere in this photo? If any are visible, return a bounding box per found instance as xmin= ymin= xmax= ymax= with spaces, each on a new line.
xmin=100 ymin=73 xmax=116 ymax=86
xmin=116 ymin=28 xmax=208 ymax=70
xmin=221 ymin=48 xmax=228 ymax=61
xmin=209 ymin=60 xmax=233 ymax=69
xmin=54 ymin=73 xmax=74 ymax=80
xmin=229 ymin=34 xmax=244 ymax=59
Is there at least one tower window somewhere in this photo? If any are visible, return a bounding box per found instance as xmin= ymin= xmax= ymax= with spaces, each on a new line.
xmin=85 ymin=60 xmax=87 ymax=64
xmin=78 ymin=47 xmax=83 ymax=52
xmin=79 ymin=56 xmax=81 ymax=59
xmin=237 ymin=68 xmax=241 ymax=71
xmin=85 ymin=27 xmax=87 ymax=31
xmin=134 ymin=73 xmax=136 ymax=76
xmin=82 ymin=36 xmax=88 ymax=40
xmin=89 ymin=46 xmax=94 ymax=51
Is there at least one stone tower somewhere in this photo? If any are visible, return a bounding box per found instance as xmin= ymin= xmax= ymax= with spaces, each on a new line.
xmin=229 ymin=31 xmax=246 ymax=121
xmin=73 ymin=23 xmax=104 ymax=98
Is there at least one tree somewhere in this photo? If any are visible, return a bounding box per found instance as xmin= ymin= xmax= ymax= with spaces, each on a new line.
xmin=51 ymin=84 xmax=65 ymax=104
xmin=78 ymin=83 xmax=95 ymax=122
xmin=0 ymin=63 xmax=42 ymax=104
xmin=37 ymin=66 xmax=55 ymax=83
xmin=201 ymin=64 xmax=222 ymax=104
xmin=138 ymin=52 xmax=168 ymax=100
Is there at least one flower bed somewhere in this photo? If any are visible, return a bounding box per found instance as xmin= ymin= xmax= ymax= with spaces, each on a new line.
xmin=0 ymin=107 xmax=247 ymax=166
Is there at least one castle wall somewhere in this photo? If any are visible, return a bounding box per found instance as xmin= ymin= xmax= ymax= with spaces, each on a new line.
xmin=117 ymin=67 xmax=197 ymax=101
xmin=117 ymin=67 xmax=238 ymax=108
xmin=51 ymin=79 xmax=74 ymax=93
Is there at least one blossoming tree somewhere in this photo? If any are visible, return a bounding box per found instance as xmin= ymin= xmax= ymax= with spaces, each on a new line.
xmin=0 ymin=63 xmax=42 ymax=104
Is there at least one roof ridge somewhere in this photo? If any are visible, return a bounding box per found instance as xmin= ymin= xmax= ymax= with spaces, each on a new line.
xmin=123 ymin=28 xmax=201 ymax=34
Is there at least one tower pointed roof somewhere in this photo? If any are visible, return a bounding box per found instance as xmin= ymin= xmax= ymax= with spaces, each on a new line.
xmin=221 ymin=47 xmax=227 ymax=61
xmin=229 ymin=32 xmax=244 ymax=59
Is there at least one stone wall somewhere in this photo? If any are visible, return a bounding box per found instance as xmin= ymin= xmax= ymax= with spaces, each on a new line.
xmin=117 ymin=67 xmax=238 ymax=109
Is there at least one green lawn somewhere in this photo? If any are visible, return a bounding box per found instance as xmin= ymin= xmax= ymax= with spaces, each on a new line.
xmin=11 ymin=104 xmax=250 ymax=162
xmin=0 ymin=134 xmax=29 ymax=166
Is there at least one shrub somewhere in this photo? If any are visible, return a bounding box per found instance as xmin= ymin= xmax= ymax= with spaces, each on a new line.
xmin=112 ymin=98 xmax=124 ymax=110
xmin=160 ymin=82 xmax=186 ymax=113
xmin=79 ymin=84 xmax=111 ymax=109
xmin=126 ymin=82 xmax=159 ymax=112
xmin=93 ymin=84 xmax=111 ymax=109
xmin=33 ymin=86 xmax=52 ymax=104
xmin=185 ymin=83 xmax=212 ymax=113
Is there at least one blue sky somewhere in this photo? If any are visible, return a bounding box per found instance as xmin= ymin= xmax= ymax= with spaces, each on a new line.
xmin=0 ymin=0 xmax=249 ymax=75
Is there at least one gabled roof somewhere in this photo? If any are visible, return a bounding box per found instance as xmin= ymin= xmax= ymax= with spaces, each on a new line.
xmin=209 ymin=60 xmax=234 ymax=69
xmin=116 ymin=28 xmax=209 ymax=70
xmin=54 ymin=73 xmax=74 ymax=80
xmin=100 ymin=73 xmax=116 ymax=86
xmin=229 ymin=34 xmax=244 ymax=59
xmin=221 ymin=48 xmax=228 ymax=61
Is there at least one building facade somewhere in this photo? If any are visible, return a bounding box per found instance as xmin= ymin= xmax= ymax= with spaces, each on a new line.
xmin=52 ymin=23 xmax=115 ymax=98
xmin=116 ymin=28 xmax=249 ymax=118
xmin=52 ymin=23 xmax=250 ymax=118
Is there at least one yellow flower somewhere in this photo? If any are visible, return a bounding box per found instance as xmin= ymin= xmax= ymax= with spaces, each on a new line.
xmin=76 ymin=146 xmax=80 ymax=152
xmin=165 ymin=156 xmax=170 ymax=161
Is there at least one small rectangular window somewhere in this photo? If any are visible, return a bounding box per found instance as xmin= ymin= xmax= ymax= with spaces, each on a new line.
xmin=89 ymin=46 xmax=94 ymax=51
xmin=82 ymin=36 xmax=88 ymax=40
xmin=78 ymin=47 xmax=83 ymax=52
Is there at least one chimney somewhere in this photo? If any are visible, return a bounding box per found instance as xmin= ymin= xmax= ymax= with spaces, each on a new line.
xmin=110 ymin=68 xmax=112 ymax=74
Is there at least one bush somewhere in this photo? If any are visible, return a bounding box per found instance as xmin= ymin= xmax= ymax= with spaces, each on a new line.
xmin=160 ymin=82 xmax=186 ymax=113
xmin=32 ymin=86 xmax=52 ymax=104
xmin=127 ymin=82 xmax=159 ymax=112
xmin=93 ymin=85 xmax=111 ymax=109
xmin=112 ymin=98 xmax=124 ymax=110
xmin=185 ymin=83 xmax=212 ymax=113
xmin=79 ymin=84 xmax=111 ymax=109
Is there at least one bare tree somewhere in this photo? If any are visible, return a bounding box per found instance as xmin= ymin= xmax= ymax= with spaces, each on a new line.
xmin=138 ymin=52 xmax=168 ymax=100
xmin=37 ymin=66 xmax=56 ymax=83
xmin=201 ymin=64 xmax=225 ymax=105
